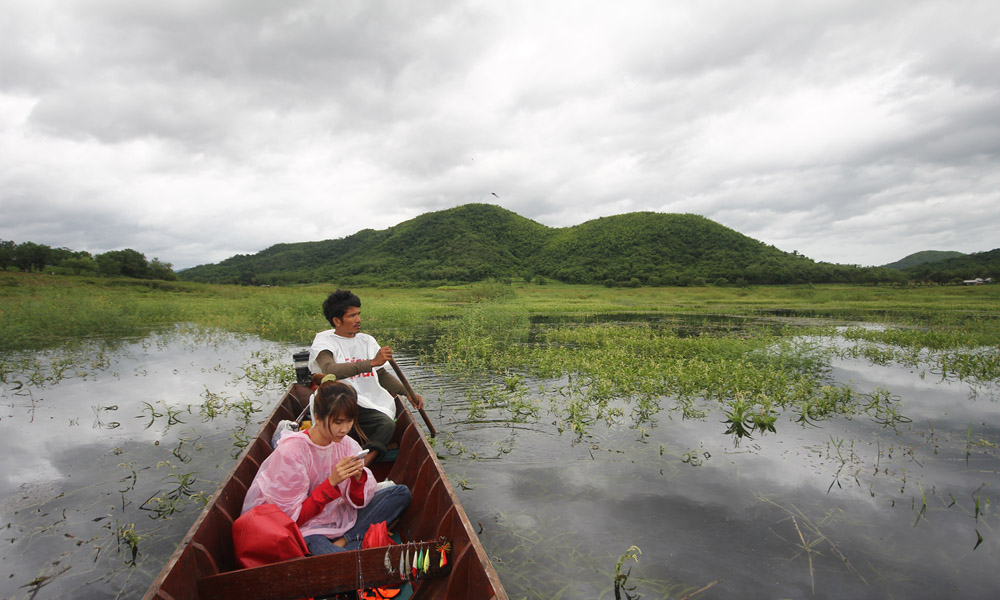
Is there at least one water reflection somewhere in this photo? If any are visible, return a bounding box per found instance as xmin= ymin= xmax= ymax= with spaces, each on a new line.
xmin=0 ymin=327 xmax=294 ymax=600
xmin=1 ymin=323 xmax=998 ymax=599
xmin=413 ymin=335 xmax=1000 ymax=598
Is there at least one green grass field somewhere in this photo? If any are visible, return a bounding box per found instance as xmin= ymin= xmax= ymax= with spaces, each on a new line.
xmin=3 ymin=271 xmax=997 ymax=352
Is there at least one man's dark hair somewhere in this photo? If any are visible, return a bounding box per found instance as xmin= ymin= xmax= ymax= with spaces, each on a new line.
xmin=323 ymin=289 xmax=361 ymax=326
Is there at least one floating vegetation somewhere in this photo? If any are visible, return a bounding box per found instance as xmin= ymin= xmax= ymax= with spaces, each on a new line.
xmin=23 ymin=564 xmax=73 ymax=596
xmin=613 ymin=545 xmax=642 ymax=600
xmin=199 ymin=387 xmax=227 ymax=420
xmin=462 ymin=380 xmax=541 ymax=425
xmin=231 ymin=349 xmax=295 ymax=392
xmin=115 ymin=521 xmax=144 ymax=566
xmin=137 ymin=401 xmax=164 ymax=428
xmin=837 ymin=324 xmax=1000 ymax=388
xmin=118 ymin=461 xmax=139 ymax=493
xmin=863 ymin=387 xmax=912 ymax=428
xmin=721 ymin=394 xmax=778 ymax=443
xmin=680 ymin=449 xmax=710 ymax=467
xmin=503 ymin=372 xmax=524 ymax=391
xmin=231 ymin=426 xmax=251 ymax=458
xmin=140 ymin=462 xmax=207 ymax=520
xmin=439 ymin=434 xmax=468 ymax=458
xmin=136 ymin=400 xmax=188 ymax=431
xmin=229 ymin=392 xmax=262 ymax=423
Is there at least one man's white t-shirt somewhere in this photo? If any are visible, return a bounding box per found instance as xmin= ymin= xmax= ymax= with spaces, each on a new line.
xmin=308 ymin=329 xmax=396 ymax=418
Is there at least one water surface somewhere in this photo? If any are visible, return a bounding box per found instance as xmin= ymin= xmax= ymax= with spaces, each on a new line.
xmin=1 ymin=324 xmax=997 ymax=599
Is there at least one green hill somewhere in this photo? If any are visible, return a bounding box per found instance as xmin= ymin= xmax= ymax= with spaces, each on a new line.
xmin=882 ymin=250 xmax=965 ymax=270
xmin=902 ymin=249 xmax=1000 ymax=283
xmin=531 ymin=212 xmax=834 ymax=285
xmin=180 ymin=204 xmax=549 ymax=285
xmin=177 ymin=204 xmax=904 ymax=286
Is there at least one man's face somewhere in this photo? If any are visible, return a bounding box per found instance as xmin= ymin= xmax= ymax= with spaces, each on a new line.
xmin=333 ymin=306 xmax=362 ymax=337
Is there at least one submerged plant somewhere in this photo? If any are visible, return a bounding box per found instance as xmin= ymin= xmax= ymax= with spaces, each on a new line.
xmin=116 ymin=522 xmax=144 ymax=566
xmin=614 ymin=545 xmax=642 ymax=600
xmin=137 ymin=401 xmax=163 ymax=429
xmin=758 ymin=495 xmax=868 ymax=592
xmin=504 ymin=372 xmax=524 ymax=391
xmin=863 ymin=387 xmax=912 ymax=428
xmin=230 ymin=392 xmax=262 ymax=423
xmin=199 ymin=387 xmax=226 ymax=420
xmin=233 ymin=349 xmax=295 ymax=391
xmin=140 ymin=462 xmax=203 ymax=519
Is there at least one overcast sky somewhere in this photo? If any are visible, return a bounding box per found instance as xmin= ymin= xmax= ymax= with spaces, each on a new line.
xmin=2 ymin=0 xmax=998 ymax=270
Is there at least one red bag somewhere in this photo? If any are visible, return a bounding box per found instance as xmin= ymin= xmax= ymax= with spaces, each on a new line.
xmin=233 ymin=504 xmax=310 ymax=568
xmin=361 ymin=521 xmax=401 ymax=599
xmin=361 ymin=521 xmax=394 ymax=549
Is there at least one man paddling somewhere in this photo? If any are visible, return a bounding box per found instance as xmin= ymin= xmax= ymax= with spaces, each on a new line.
xmin=308 ymin=289 xmax=423 ymax=466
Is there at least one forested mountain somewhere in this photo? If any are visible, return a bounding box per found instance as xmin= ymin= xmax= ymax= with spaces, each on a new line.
xmin=177 ymin=204 xmax=911 ymax=286
xmin=901 ymin=249 xmax=1000 ymax=283
xmin=530 ymin=212 xmax=847 ymax=285
xmin=882 ymin=250 xmax=965 ymax=270
xmin=180 ymin=205 xmax=549 ymax=285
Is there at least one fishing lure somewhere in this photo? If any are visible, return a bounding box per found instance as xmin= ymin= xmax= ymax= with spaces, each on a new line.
xmin=422 ymin=545 xmax=431 ymax=573
xmin=411 ymin=548 xmax=419 ymax=579
xmin=400 ymin=545 xmax=408 ymax=582
xmin=384 ymin=547 xmax=394 ymax=575
xmin=436 ymin=541 xmax=451 ymax=568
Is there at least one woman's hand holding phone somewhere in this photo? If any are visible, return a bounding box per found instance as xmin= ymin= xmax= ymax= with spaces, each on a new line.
xmin=329 ymin=451 xmax=367 ymax=486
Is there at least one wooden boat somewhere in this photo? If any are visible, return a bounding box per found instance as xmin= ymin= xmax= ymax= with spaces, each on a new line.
xmin=142 ymin=382 xmax=508 ymax=600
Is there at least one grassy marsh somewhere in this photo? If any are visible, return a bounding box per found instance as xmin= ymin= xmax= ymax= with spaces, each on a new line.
xmin=3 ymin=271 xmax=998 ymax=437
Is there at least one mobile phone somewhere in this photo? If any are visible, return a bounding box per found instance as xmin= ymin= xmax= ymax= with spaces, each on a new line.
xmin=355 ymin=449 xmax=370 ymax=460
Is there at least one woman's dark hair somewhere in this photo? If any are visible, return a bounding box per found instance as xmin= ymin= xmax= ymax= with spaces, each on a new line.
xmin=309 ymin=374 xmax=366 ymax=442
xmin=323 ymin=289 xmax=361 ymax=326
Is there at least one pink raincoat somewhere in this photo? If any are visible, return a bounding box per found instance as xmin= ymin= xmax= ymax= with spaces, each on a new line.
xmin=241 ymin=431 xmax=377 ymax=539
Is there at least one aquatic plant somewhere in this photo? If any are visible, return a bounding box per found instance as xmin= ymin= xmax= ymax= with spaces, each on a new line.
xmin=232 ymin=348 xmax=295 ymax=391
xmin=115 ymin=521 xmax=144 ymax=566
xmin=863 ymin=387 xmax=912 ymax=428
xmin=140 ymin=462 xmax=203 ymax=519
xmin=231 ymin=426 xmax=250 ymax=458
xmin=230 ymin=392 xmax=262 ymax=423
xmin=757 ymin=495 xmax=868 ymax=592
xmin=137 ymin=401 xmax=163 ymax=429
xmin=613 ymin=545 xmax=642 ymax=600
xmin=199 ymin=388 xmax=226 ymax=420
xmin=503 ymin=372 xmax=524 ymax=391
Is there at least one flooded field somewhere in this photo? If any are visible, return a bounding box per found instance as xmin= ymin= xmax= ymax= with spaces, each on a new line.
xmin=0 ymin=328 xmax=294 ymax=600
xmin=1 ymin=315 xmax=998 ymax=599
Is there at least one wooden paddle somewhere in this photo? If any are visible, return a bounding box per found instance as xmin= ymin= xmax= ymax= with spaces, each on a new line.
xmin=389 ymin=358 xmax=437 ymax=437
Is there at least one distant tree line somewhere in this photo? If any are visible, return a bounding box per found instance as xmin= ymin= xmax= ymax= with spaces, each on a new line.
xmin=0 ymin=239 xmax=176 ymax=281
xmin=897 ymin=248 xmax=1000 ymax=285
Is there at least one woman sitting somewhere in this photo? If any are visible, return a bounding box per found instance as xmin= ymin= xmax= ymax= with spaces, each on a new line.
xmin=241 ymin=374 xmax=411 ymax=555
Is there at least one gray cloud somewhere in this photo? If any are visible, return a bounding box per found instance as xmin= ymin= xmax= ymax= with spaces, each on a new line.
xmin=1 ymin=0 xmax=998 ymax=269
